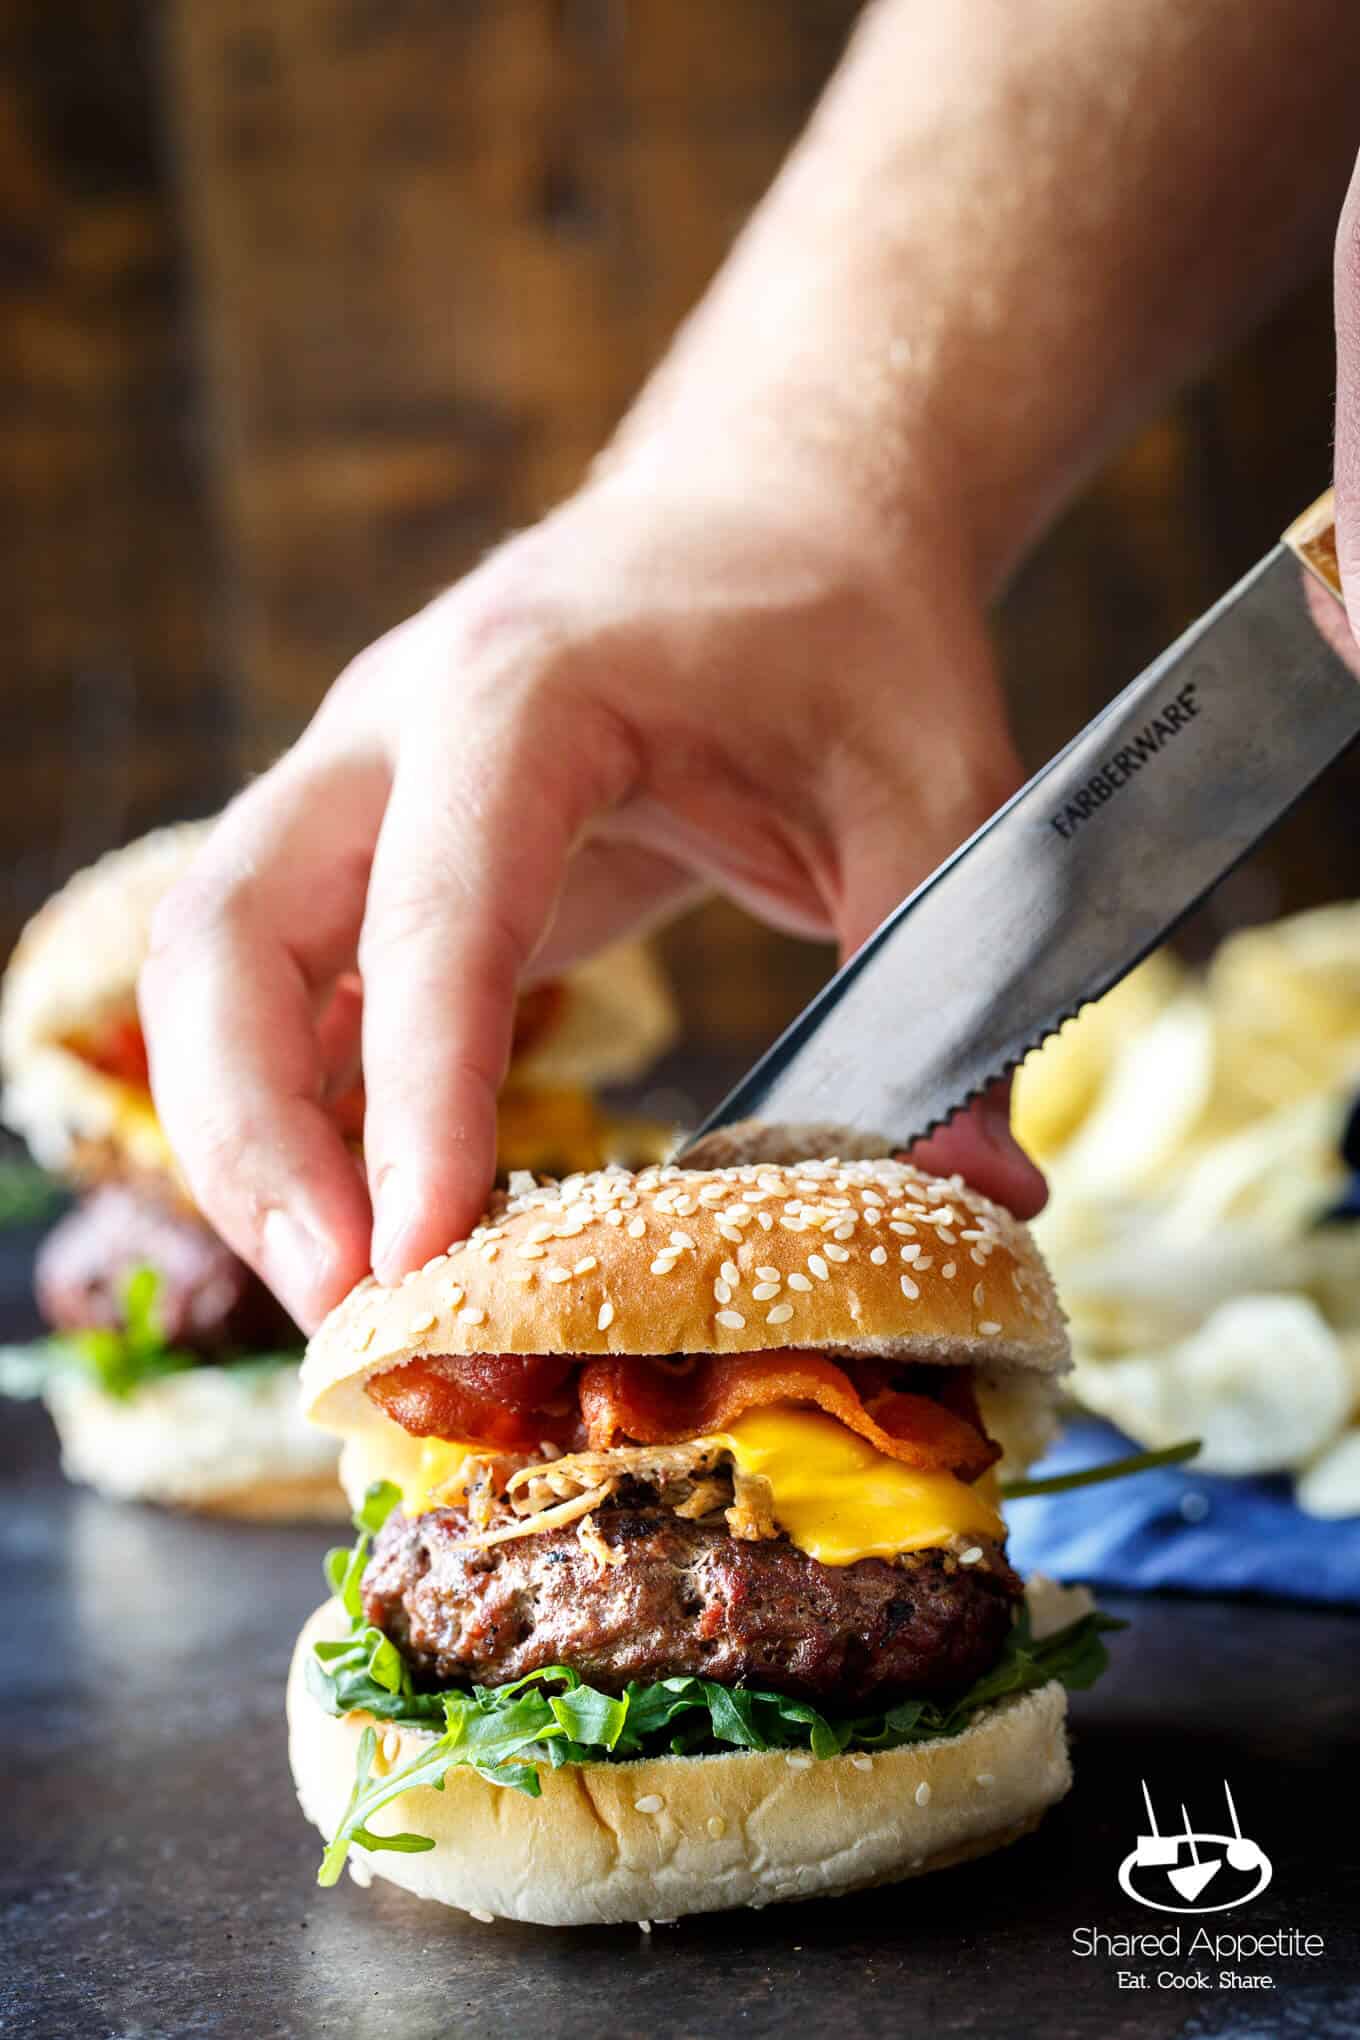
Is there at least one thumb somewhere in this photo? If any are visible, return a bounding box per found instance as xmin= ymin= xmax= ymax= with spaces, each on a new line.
xmin=904 ymin=1081 xmax=1047 ymax=1221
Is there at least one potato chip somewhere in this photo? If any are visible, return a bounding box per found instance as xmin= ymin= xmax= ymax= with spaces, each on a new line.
xmin=1072 ymin=1295 xmax=1352 ymax=1476
xmin=1296 ymin=1428 xmax=1360 ymax=1519
xmin=1013 ymin=952 xmax=1182 ymax=1162
xmin=1047 ymin=992 xmax=1215 ymax=1200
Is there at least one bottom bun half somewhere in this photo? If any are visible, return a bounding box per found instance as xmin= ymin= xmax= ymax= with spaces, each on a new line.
xmin=287 ymin=1599 xmax=1072 ymax=1927
xmin=47 ymin=1366 xmax=347 ymax=1520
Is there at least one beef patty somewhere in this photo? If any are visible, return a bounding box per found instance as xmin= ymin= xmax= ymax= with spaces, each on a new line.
xmin=363 ymin=1503 xmax=1021 ymax=1708
xmin=36 ymin=1180 xmax=295 ymax=1354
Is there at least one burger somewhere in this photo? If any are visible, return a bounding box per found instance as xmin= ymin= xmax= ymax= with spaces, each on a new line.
xmin=0 ymin=825 xmax=676 ymax=1516
xmin=288 ymin=1157 xmax=1116 ymax=1924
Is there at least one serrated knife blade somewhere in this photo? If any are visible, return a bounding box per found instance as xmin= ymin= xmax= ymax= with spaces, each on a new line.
xmin=679 ymin=490 xmax=1357 ymax=1162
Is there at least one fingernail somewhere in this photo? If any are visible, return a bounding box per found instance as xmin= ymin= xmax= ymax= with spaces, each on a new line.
xmin=371 ymin=1171 xmax=419 ymax=1281
xmin=261 ymin=1208 xmax=333 ymax=1323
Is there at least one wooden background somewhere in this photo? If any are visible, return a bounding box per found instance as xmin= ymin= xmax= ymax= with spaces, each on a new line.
xmin=1 ymin=0 xmax=1349 ymax=1068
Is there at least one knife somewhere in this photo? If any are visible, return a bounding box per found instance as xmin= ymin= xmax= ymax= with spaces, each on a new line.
xmin=678 ymin=489 xmax=1355 ymax=1165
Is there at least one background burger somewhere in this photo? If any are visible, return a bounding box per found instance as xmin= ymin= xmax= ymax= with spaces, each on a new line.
xmin=0 ymin=824 xmax=675 ymax=1516
xmin=289 ymin=1156 xmax=1116 ymax=1925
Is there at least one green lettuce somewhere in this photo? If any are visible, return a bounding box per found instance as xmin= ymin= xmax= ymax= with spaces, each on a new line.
xmin=311 ymin=1482 xmax=1122 ymax=1888
xmin=0 ymin=1265 xmax=302 ymax=1403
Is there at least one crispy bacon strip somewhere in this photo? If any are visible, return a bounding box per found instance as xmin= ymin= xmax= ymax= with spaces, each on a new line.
xmin=578 ymin=1351 xmax=999 ymax=1481
xmin=366 ymin=1354 xmax=577 ymax=1454
xmin=365 ymin=1348 xmax=997 ymax=1480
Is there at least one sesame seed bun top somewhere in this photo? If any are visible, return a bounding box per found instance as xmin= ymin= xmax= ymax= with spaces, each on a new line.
xmin=301 ymin=1157 xmax=1069 ymax=1446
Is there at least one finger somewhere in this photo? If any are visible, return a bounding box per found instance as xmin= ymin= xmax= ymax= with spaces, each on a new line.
xmin=1335 ymin=147 xmax=1360 ymax=640
xmin=904 ymin=1080 xmax=1047 ymax=1219
xmin=139 ymin=753 xmax=385 ymax=1329
xmin=360 ymin=687 xmax=636 ymax=1280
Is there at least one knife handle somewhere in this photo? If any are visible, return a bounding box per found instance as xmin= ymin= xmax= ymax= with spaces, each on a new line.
xmin=1283 ymin=488 xmax=1343 ymax=601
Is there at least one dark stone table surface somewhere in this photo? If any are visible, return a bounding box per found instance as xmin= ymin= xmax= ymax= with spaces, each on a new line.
xmin=1 ymin=1220 xmax=1357 ymax=2040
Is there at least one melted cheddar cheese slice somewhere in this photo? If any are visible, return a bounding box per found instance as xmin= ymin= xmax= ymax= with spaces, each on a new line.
xmin=394 ymin=1406 xmax=1003 ymax=1566
xmin=713 ymin=1407 xmax=1003 ymax=1565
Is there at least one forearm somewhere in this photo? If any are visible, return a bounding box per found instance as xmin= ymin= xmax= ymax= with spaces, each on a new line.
xmin=612 ymin=0 xmax=1360 ymax=595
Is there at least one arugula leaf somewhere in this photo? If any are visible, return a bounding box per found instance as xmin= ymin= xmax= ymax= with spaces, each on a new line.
xmin=1001 ymin=1439 xmax=1199 ymax=1500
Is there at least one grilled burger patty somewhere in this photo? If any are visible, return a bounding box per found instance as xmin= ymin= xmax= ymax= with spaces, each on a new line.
xmin=363 ymin=1503 xmax=1021 ymax=1707
xmin=36 ymin=1180 xmax=295 ymax=1353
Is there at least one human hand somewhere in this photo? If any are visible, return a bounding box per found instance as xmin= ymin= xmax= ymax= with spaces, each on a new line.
xmin=140 ymin=434 xmax=1041 ymax=1334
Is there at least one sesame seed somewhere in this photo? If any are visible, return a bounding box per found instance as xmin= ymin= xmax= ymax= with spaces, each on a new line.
xmin=863 ymin=1208 xmax=882 ymax=1226
xmin=757 ymin=1211 xmax=773 ymax=1230
xmin=714 ymin=1280 xmax=732 ymax=1306
xmin=900 ymin=1243 xmax=921 ymax=1263
xmin=719 ymin=1223 xmax=744 ymax=1243
xmin=546 ymin=1267 xmax=573 ymax=1285
xmin=716 ymin=1309 xmax=747 ymax=1331
xmin=597 ymin=1301 xmax=614 ymax=1331
xmin=889 ymin=1221 xmax=916 ymax=1237
xmin=720 ymin=1261 xmax=740 ymax=1287
xmin=915 ymin=1782 xmax=932 ymax=1808
xmin=785 ymin=1752 xmax=813 ymax=1770
xmin=832 ymin=1220 xmax=856 ymax=1241
xmin=517 ymin=1244 xmax=546 ymax=1261
xmin=824 ymin=1243 xmax=850 ymax=1263
xmin=976 ymin=1772 xmax=995 ymax=1788
xmin=942 ymin=1262 xmax=956 ymax=1280
xmin=627 ymin=1217 xmax=646 ymax=1239
xmin=756 ymin=1265 xmax=780 ymax=1282
xmin=900 ymin=1275 xmax=920 ymax=1301
xmin=870 ymin=1246 xmax=887 ymax=1266
xmin=421 ymin=1256 xmax=446 ymax=1276
xmin=572 ymin=1256 xmax=597 ymax=1275
xmin=970 ymin=1247 xmax=987 ymax=1265
xmin=634 ymin=1794 xmax=664 ymax=1814
xmin=915 ymin=1255 xmax=934 ymax=1272
xmin=850 ymin=1754 xmax=873 ymax=1773
xmin=468 ymin=1908 xmax=496 ymax=1925
xmin=707 ymin=1815 xmax=727 ymax=1838
xmin=959 ymin=1546 xmax=984 ymax=1565
xmin=528 ymin=1222 xmax=554 ymax=1243
xmin=670 ymin=1231 xmax=694 ymax=1250
xmin=481 ymin=1243 xmax=500 ymax=1261
xmin=510 ymin=1270 xmax=535 ymax=1286
xmin=458 ymin=1305 xmax=486 ymax=1325
xmin=808 ymin=1254 xmax=830 ymax=1282
xmin=979 ymin=1320 xmax=1001 ymax=1335
xmin=408 ymin=1311 xmax=437 ymax=1335
xmin=766 ymin=1303 xmax=794 ymax=1325
xmin=752 ymin=1282 xmax=781 ymax=1301
xmin=779 ymin=1215 xmax=807 ymax=1232
xmin=604 ymin=1208 xmax=623 ymax=1226
xmin=787 ymin=1271 xmax=813 ymax=1292
xmin=649 ymin=1257 xmax=676 ymax=1276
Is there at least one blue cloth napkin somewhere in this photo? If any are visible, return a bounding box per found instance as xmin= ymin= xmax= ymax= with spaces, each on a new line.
xmin=1005 ymin=1418 xmax=1360 ymax=1606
